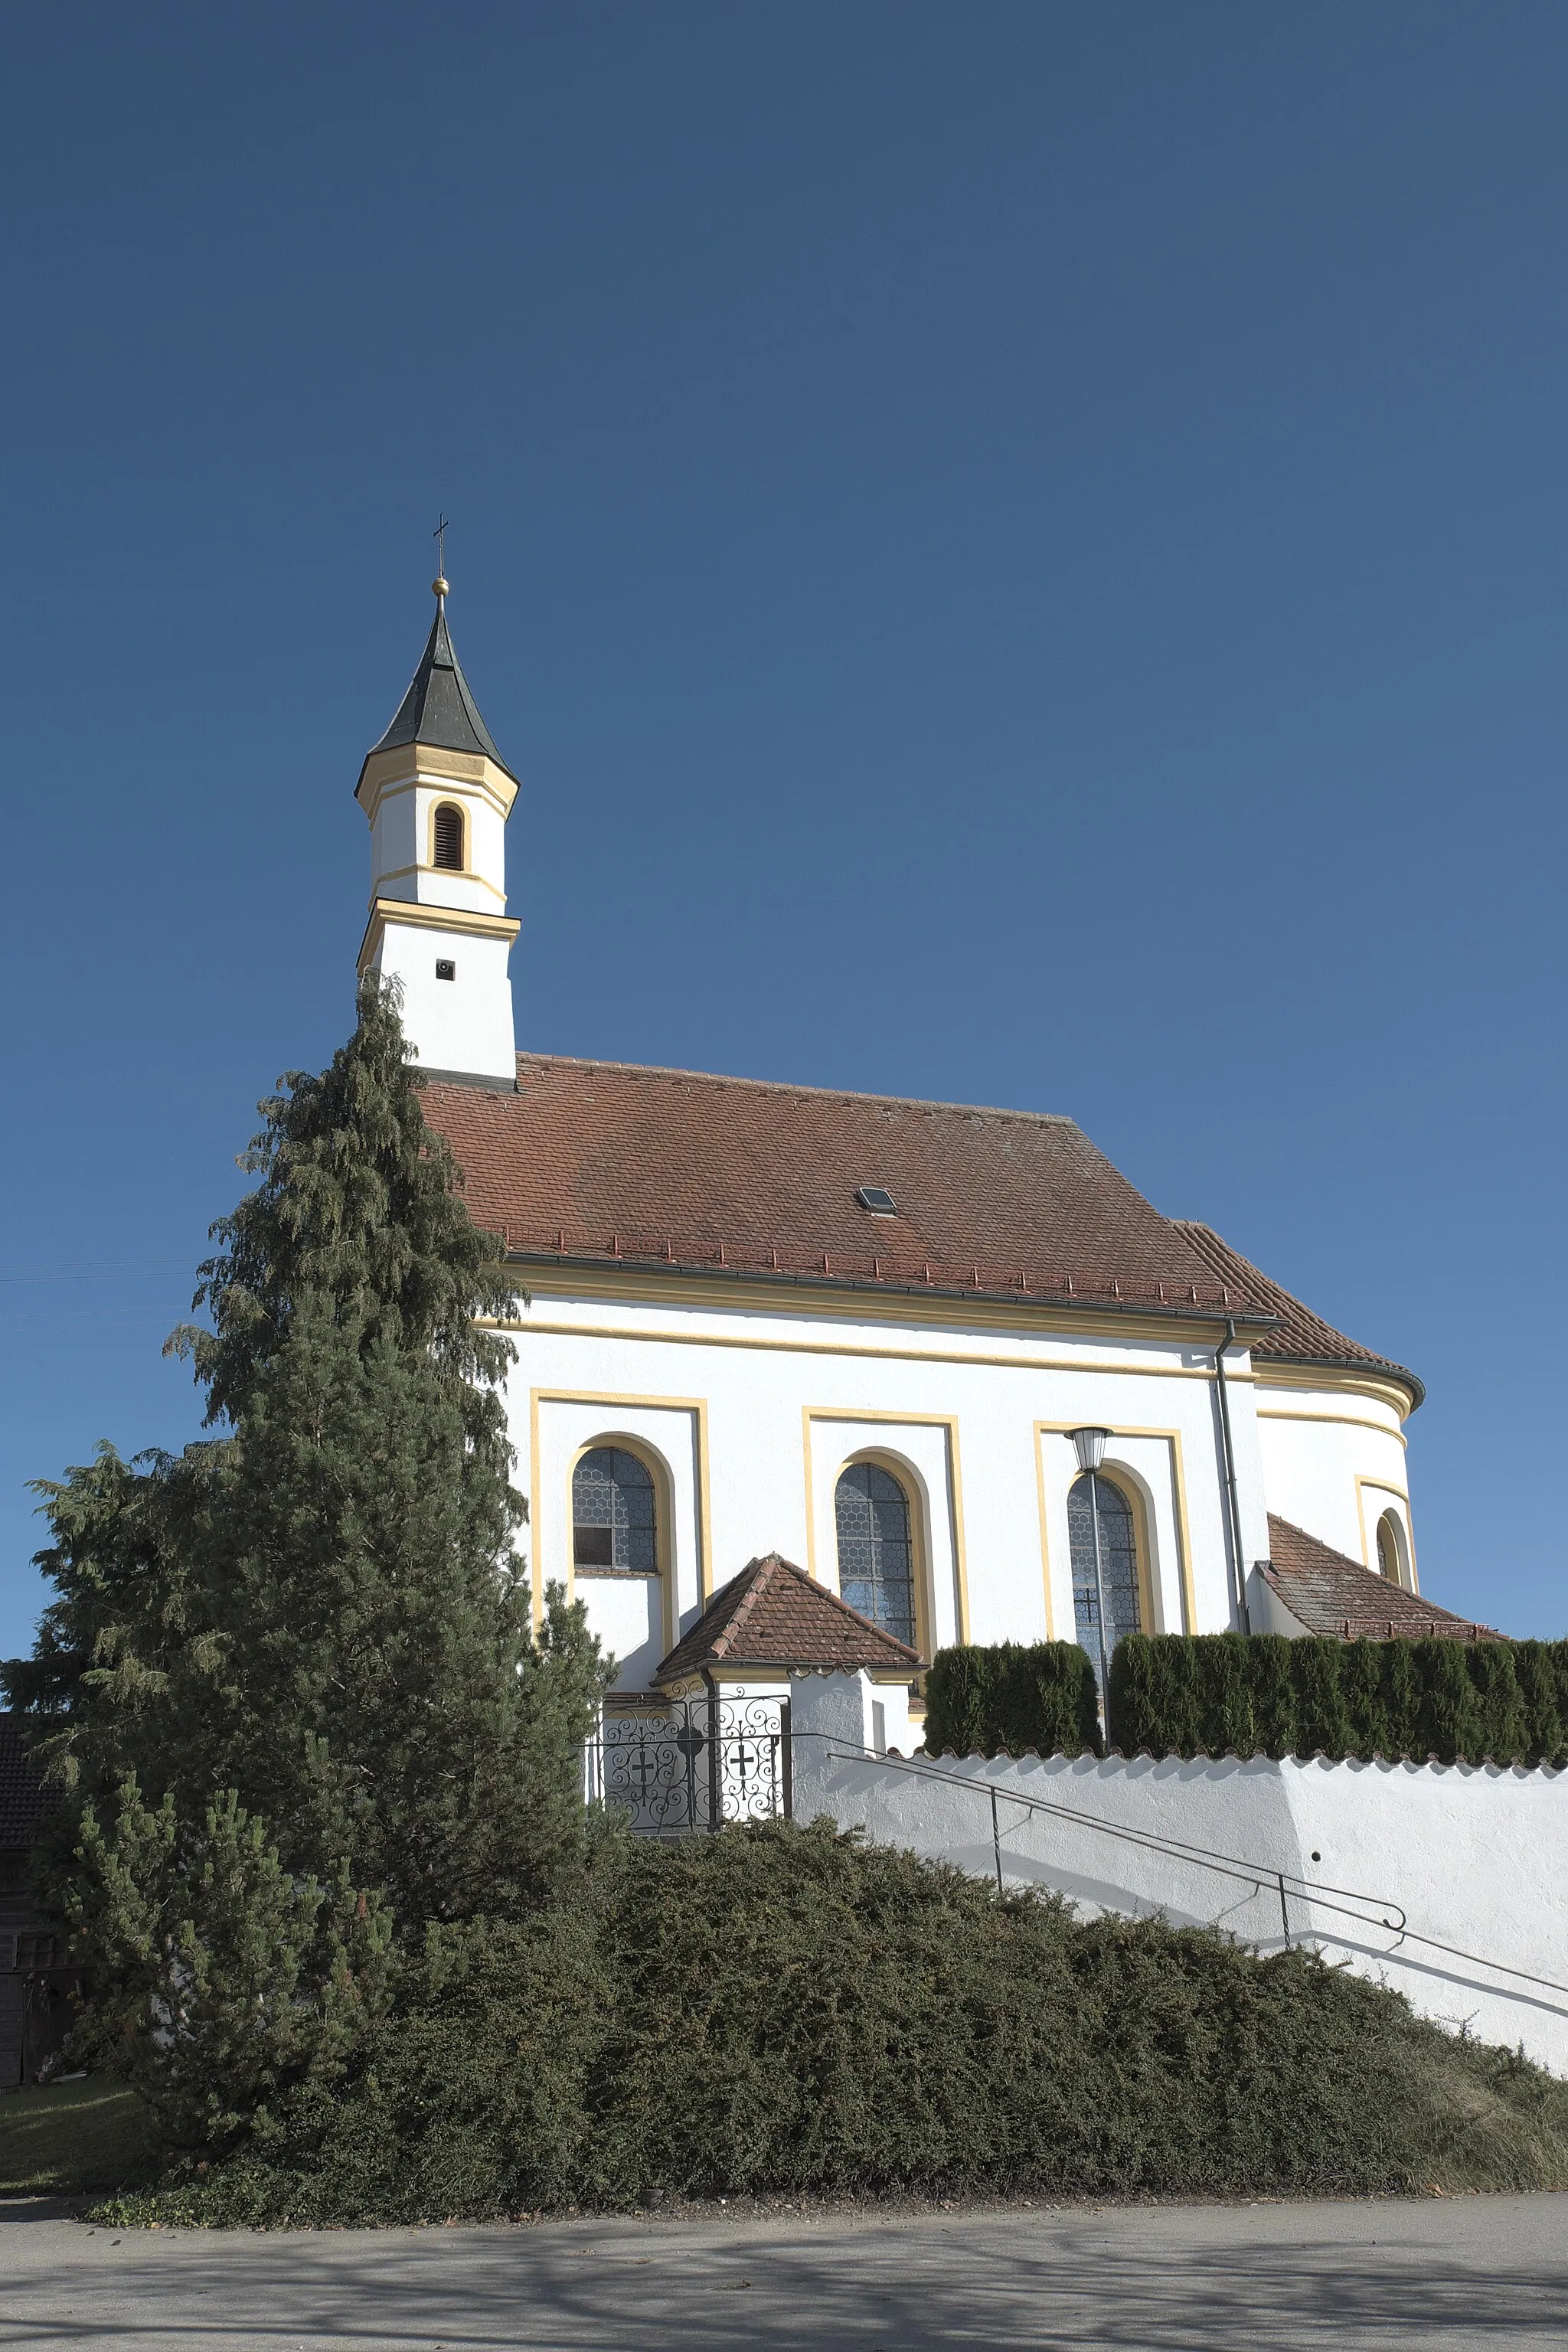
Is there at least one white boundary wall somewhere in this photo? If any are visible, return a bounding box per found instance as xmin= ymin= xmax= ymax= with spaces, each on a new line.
xmin=787 ymin=1685 xmax=1568 ymax=2076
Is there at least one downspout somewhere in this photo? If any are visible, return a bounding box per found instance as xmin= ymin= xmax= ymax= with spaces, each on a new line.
xmin=701 ymin=1667 xmax=721 ymax=1832
xmin=1213 ymin=1316 xmax=1250 ymax=1634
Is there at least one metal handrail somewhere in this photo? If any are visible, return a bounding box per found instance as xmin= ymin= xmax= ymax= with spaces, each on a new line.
xmin=803 ymin=1739 xmax=1568 ymax=2002
xmin=805 ymin=1737 xmax=1404 ymax=1941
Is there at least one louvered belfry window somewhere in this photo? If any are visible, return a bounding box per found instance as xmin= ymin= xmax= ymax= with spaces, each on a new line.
xmin=433 ymin=802 xmax=465 ymax=870
xmin=835 ymin=1462 xmax=915 ymax=1645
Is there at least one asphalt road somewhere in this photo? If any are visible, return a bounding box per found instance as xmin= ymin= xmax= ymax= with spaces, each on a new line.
xmin=0 ymin=2192 xmax=1563 ymax=2349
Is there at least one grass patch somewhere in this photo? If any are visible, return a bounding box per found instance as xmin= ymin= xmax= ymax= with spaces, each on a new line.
xmin=0 ymin=2077 xmax=158 ymax=2197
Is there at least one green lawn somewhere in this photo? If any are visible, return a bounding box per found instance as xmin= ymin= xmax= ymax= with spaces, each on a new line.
xmin=0 ymin=2078 xmax=157 ymax=2196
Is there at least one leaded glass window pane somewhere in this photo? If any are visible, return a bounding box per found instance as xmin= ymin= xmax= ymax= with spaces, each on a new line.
xmin=835 ymin=1462 xmax=915 ymax=1645
xmin=573 ymin=1446 xmax=658 ymax=1574
xmin=1067 ymin=1472 xmax=1141 ymax=1690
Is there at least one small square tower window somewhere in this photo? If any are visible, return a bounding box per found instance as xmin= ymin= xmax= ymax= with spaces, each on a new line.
xmin=435 ymin=959 xmax=456 ymax=982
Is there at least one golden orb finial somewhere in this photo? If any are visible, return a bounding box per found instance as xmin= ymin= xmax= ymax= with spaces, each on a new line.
xmin=432 ymin=574 xmax=449 ymax=599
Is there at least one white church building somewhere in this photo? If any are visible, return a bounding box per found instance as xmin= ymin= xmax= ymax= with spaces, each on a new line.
xmin=355 ymin=577 xmax=1483 ymax=1746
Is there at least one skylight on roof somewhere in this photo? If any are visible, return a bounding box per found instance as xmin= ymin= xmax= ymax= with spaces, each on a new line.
xmin=855 ymin=1186 xmax=898 ymax=1217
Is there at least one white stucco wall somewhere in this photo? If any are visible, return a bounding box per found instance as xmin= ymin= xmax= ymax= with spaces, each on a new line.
xmin=533 ymin=1395 xmax=707 ymax=1688
xmin=369 ymin=920 xmax=516 ymax=1082
xmin=504 ymin=1282 xmax=1303 ymax=1687
xmin=789 ymin=1743 xmax=1568 ymax=2076
xmin=358 ymin=741 xmax=518 ymax=1081
xmin=1255 ymin=1380 xmax=1416 ymax=1584
xmin=500 ymin=1275 xmax=1422 ymax=1689
xmin=368 ymin=780 xmax=508 ymax=916
xmin=789 ymin=1668 xmax=913 ymax=1760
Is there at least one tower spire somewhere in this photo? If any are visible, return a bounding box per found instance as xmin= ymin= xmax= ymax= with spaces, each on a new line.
xmin=353 ymin=561 xmax=521 ymax=1086
xmin=363 ymin=567 xmax=515 ymax=784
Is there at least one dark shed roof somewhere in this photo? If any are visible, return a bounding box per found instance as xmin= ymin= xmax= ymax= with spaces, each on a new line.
xmin=0 ymin=1715 xmax=50 ymax=1851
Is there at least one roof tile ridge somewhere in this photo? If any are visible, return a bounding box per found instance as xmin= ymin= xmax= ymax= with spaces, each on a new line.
xmin=655 ymin=1583 xmax=753 ymax=1675
xmin=1269 ymin=1516 xmax=1367 ymax=1575
xmin=510 ymin=1050 xmax=1077 ymax=1126
xmin=1173 ymin=1220 xmax=1265 ymax=1278
xmin=1191 ymin=1230 xmax=1312 ymax=1321
xmin=1174 ymin=1222 xmax=1419 ymax=1397
xmin=1150 ymin=1210 xmax=1256 ymax=1283
xmin=1266 ymin=1511 xmax=1316 ymax=1543
xmin=1178 ymin=1223 xmax=1353 ymax=1335
xmin=707 ymin=1555 xmax=778 ymax=1659
xmin=769 ymin=1556 xmax=923 ymax=1661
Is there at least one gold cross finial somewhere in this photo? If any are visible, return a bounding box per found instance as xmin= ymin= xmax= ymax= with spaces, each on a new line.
xmin=432 ymin=514 xmax=449 ymax=599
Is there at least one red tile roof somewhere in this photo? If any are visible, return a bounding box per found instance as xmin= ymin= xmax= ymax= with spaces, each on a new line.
xmin=421 ymin=1057 xmax=1284 ymax=1322
xmin=655 ymin=1553 xmax=924 ymax=1684
xmin=1176 ymin=1223 xmax=1423 ymax=1410
xmin=1262 ymin=1516 xmax=1498 ymax=1644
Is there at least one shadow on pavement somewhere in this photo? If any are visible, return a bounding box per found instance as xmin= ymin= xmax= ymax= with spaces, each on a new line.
xmin=1 ymin=2197 xmax=1565 ymax=2349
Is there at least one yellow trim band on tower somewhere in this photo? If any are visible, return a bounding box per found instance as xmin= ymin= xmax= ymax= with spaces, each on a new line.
xmin=358 ymin=897 xmax=521 ymax=975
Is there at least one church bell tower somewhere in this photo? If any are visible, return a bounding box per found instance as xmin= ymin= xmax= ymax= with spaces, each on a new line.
xmin=354 ymin=564 xmax=520 ymax=1084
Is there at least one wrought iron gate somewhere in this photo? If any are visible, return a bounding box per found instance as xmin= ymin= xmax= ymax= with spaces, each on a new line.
xmin=588 ymin=1697 xmax=792 ymax=1835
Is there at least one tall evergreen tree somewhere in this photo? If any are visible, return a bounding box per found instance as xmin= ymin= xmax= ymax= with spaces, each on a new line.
xmin=5 ymin=982 xmax=610 ymax=2128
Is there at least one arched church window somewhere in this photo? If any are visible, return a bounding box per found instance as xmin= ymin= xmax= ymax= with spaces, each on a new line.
xmin=573 ymin=1446 xmax=658 ymax=1575
xmin=433 ymin=802 xmax=465 ymax=871
xmin=835 ymin=1462 xmax=916 ymax=1645
xmin=1376 ymin=1511 xmax=1403 ymax=1586
xmin=1067 ymin=1472 xmax=1142 ymax=1687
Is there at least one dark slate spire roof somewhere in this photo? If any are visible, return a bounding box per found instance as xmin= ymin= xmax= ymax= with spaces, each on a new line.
xmin=366 ymin=592 xmax=518 ymax=783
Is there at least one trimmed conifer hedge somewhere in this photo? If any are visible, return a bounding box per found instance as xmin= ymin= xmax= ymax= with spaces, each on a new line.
xmin=921 ymin=1634 xmax=1568 ymax=1766
xmin=923 ymin=1641 xmax=1102 ymax=1759
xmin=1106 ymin=1632 xmax=1568 ymax=1767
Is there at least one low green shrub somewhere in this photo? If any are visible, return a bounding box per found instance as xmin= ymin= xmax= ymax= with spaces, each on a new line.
xmin=923 ymin=1642 xmax=1101 ymax=1759
xmin=1107 ymin=1633 xmax=1568 ymax=1766
xmin=94 ymin=1821 xmax=1568 ymax=2224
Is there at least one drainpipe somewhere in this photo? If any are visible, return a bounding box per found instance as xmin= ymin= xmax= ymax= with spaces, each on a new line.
xmin=701 ymin=1667 xmax=721 ymax=1832
xmin=1213 ymin=1316 xmax=1250 ymax=1634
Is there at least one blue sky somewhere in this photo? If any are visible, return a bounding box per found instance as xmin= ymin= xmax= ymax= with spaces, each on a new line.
xmin=2 ymin=1 xmax=1564 ymax=1655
